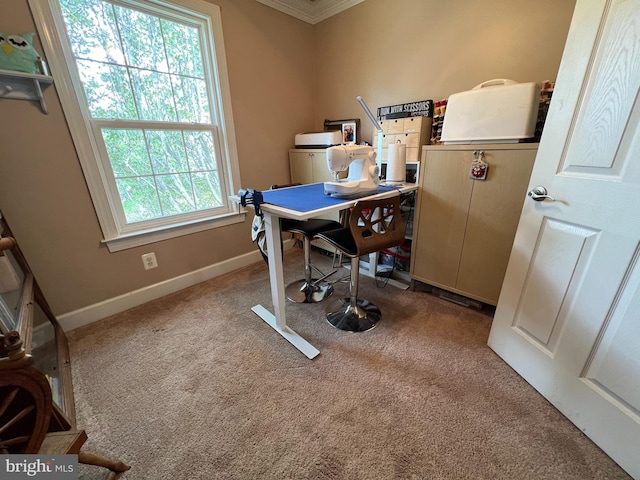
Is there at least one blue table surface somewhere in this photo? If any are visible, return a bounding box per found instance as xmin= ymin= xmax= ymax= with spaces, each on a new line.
xmin=261 ymin=183 xmax=402 ymax=213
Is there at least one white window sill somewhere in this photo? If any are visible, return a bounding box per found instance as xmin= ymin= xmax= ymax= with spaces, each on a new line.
xmin=103 ymin=211 xmax=247 ymax=252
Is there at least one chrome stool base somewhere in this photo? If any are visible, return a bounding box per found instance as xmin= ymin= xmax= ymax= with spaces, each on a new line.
xmin=325 ymin=298 xmax=381 ymax=332
xmin=286 ymin=279 xmax=334 ymax=303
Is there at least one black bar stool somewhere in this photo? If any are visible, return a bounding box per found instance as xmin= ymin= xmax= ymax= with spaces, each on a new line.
xmin=271 ymin=184 xmax=342 ymax=303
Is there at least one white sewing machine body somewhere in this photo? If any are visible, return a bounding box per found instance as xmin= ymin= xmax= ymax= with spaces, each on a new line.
xmin=323 ymin=145 xmax=380 ymax=198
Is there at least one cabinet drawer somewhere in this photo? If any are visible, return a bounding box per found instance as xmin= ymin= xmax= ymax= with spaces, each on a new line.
xmin=380 ymin=147 xmax=417 ymax=162
xmin=380 ymin=119 xmax=404 ymax=134
xmin=403 ymin=132 xmax=422 ymax=147
xmin=403 ymin=116 xmax=424 ymax=133
xmin=385 ymin=133 xmax=421 ymax=146
xmin=382 ymin=134 xmax=402 ymax=146
xmin=406 ymin=147 xmax=420 ymax=162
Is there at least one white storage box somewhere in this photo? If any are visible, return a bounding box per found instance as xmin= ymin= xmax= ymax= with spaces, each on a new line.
xmin=295 ymin=130 xmax=342 ymax=148
xmin=441 ymin=79 xmax=540 ymax=144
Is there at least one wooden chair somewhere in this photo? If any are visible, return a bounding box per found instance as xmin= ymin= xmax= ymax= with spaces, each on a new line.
xmin=314 ymin=194 xmax=405 ymax=331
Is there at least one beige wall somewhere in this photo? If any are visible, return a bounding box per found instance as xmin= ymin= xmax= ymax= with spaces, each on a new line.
xmin=0 ymin=0 xmax=315 ymax=315
xmin=0 ymin=0 xmax=576 ymax=318
xmin=314 ymin=0 xmax=577 ymax=143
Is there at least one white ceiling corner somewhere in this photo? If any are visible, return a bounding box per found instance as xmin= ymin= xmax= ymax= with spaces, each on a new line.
xmin=256 ymin=0 xmax=365 ymax=25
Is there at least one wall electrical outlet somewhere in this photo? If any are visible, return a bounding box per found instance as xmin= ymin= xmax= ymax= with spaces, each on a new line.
xmin=142 ymin=252 xmax=158 ymax=270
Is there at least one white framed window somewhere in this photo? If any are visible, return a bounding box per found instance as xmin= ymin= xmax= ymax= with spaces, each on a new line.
xmin=29 ymin=0 xmax=242 ymax=252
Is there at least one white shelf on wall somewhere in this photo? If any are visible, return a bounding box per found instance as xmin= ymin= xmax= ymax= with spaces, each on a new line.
xmin=0 ymin=68 xmax=54 ymax=114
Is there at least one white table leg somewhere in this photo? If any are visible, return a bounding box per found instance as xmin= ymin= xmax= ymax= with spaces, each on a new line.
xmin=264 ymin=211 xmax=286 ymax=327
xmin=252 ymin=211 xmax=320 ymax=359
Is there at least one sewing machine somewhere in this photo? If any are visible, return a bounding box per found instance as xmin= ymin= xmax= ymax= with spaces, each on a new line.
xmin=323 ymin=145 xmax=380 ymax=198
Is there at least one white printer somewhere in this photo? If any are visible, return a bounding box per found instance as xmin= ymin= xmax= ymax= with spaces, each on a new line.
xmin=294 ymin=130 xmax=342 ymax=148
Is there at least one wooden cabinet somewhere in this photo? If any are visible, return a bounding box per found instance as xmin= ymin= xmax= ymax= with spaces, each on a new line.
xmin=372 ymin=116 xmax=432 ymax=162
xmin=289 ymin=148 xmax=336 ymax=184
xmin=288 ymin=148 xmax=342 ymax=251
xmin=410 ymin=144 xmax=538 ymax=305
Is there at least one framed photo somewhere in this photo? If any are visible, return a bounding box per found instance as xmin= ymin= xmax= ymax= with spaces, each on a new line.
xmin=342 ymin=122 xmax=357 ymax=144
xmin=324 ymin=118 xmax=360 ymax=144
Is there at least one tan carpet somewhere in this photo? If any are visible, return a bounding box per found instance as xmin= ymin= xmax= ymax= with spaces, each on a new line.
xmin=68 ymin=249 xmax=630 ymax=480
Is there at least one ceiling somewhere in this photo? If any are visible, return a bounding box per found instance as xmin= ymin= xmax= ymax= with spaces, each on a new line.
xmin=256 ymin=0 xmax=365 ymax=24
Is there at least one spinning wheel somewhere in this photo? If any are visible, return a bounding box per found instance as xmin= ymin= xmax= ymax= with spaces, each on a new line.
xmin=0 ymin=366 xmax=52 ymax=454
xmin=1 ymin=215 xmax=130 ymax=477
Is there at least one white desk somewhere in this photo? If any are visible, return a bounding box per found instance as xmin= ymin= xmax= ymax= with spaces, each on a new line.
xmin=244 ymin=182 xmax=418 ymax=359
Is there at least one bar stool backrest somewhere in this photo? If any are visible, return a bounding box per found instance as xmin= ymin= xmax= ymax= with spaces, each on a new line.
xmin=349 ymin=194 xmax=405 ymax=257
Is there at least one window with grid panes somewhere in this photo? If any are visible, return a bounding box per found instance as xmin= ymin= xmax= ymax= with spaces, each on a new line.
xmin=29 ymin=0 xmax=242 ymax=251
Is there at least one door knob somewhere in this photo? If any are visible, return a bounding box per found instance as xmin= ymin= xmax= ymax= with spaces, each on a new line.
xmin=528 ymin=186 xmax=555 ymax=202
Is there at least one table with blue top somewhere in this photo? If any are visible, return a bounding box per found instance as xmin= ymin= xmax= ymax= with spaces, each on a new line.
xmin=247 ymin=182 xmax=417 ymax=359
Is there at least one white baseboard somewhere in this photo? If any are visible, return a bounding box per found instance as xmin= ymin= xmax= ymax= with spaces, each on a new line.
xmin=57 ymin=241 xmax=293 ymax=332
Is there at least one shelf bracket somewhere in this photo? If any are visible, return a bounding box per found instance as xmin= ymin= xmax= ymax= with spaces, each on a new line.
xmin=33 ymin=78 xmax=48 ymax=114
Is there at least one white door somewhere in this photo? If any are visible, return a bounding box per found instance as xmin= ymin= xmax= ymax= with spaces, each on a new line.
xmin=488 ymin=0 xmax=640 ymax=478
